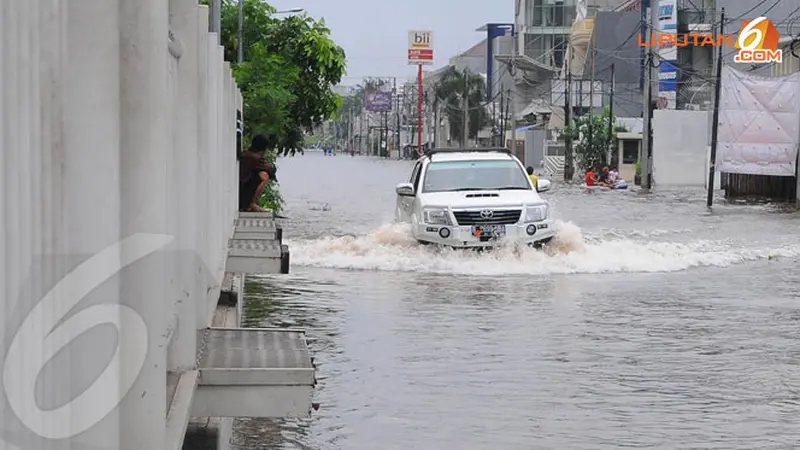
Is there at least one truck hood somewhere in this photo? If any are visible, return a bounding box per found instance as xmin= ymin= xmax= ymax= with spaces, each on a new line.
xmin=419 ymin=190 xmax=545 ymax=208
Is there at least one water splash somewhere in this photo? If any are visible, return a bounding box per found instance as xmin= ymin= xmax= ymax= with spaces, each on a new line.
xmin=288 ymin=221 xmax=797 ymax=275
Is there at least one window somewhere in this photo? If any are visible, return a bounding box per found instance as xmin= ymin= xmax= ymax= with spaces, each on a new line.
xmin=553 ymin=35 xmax=566 ymax=67
xmin=622 ymin=140 xmax=639 ymax=164
xmin=524 ymin=33 xmax=569 ymax=66
xmin=410 ymin=161 xmax=422 ymax=190
xmin=421 ymin=160 xmax=531 ymax=193
xmin=529 ymin=0 xmax=543 ymax=26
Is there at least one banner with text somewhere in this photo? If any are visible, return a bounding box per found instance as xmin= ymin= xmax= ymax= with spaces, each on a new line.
xmin=365 ymin=91 xmax=393 ymax=112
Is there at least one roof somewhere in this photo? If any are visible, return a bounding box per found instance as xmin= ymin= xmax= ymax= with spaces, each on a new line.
xmin=460 ymin=38 xmax=487 ymax=57
xmin=425 ymin=149 xmax=514 ymax=162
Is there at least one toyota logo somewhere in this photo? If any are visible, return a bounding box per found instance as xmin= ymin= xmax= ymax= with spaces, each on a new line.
xmin=479 ymin=209 xmax=493 ymax=219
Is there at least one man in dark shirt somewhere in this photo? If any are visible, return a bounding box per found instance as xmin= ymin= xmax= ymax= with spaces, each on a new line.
xmin=239 ymin=134 xmax=277 ymax=212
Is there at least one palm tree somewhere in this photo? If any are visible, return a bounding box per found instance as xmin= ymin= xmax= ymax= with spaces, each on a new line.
xmin=336 ymin=78 xmax=389 ymax=149
xmin=433 ymin=67 xmax=489 ymax=146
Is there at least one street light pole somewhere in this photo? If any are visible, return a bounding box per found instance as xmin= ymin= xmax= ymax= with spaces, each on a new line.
xmin=238 ymin=4 xmax=303 ymax=64
xmin=238 ymin=0 xmax=244 ymax=63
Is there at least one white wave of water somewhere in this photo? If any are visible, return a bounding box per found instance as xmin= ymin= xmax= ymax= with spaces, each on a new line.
xmin=287 ymin=221 xmax=797 ymax=275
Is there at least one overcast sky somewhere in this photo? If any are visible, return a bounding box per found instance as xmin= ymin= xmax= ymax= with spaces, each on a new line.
xmin=265 ymin=0 xmax=514 ymax=85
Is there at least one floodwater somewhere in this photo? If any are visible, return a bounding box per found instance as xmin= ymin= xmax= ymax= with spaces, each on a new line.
xmin=233 ymin=151 xmax=800 ymax=450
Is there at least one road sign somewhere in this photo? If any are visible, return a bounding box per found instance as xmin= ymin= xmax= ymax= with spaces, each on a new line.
xmin=408 ymin=30 xmax=434 ymax=65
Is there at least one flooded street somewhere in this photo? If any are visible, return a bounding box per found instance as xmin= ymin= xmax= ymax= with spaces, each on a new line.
xmin=233 ymin=152 xmax=800 ymax=450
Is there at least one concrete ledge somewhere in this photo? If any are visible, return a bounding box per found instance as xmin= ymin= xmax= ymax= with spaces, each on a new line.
xmin=166 ymin=370 xmax=200 ymax=450
xmin=237 ymin=211 xmax=273 ymax=219
xmin=227 ymin=239 xmax=282 ymax=257
xmin=232 ymin=217 xmax=277 ymax=240
xmin=193 ymin=327 xmax=315 ymax=418
xmin=218 ymin=273 xmax=237 ymax=307
xmin=231 ymin=229 xmax=277 ymax=240
xmin=226 ymin=239 xmax=283 ymax=274
xmin=192 ymin=385 xmax=313 ymax=418
xmin=233 ymin=218 xmax=276 ymax=230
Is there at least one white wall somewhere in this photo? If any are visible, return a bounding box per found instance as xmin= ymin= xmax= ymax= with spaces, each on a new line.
xmin=652 ymin=110 xmax=715 ymax=187
xmin=0 ymin=1 xmax=240 ymax=448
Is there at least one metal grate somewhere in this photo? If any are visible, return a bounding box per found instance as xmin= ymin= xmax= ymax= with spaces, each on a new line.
xmin=198 ymin=329 xmax=312 ymax=370
xmin=453 ymin=209 xmax=521 ymax=225
xmin=234 ymin=218 xmax=275 ymax=229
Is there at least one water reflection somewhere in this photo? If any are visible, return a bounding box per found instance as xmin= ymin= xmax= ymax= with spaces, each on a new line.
xmin=231 ymin=154 xmax=800 ymax=449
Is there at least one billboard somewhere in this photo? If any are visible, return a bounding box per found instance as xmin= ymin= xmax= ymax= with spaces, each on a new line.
xmin=408 ymin=30 xmax=434 ymax=65
xmin=657 ymin=0 xmax=677 ymax=109
xmin=365 ymin=91 xmax=393 ymax=112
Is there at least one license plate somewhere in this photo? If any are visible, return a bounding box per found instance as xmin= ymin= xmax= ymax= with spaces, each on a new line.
xmin=472 ymin=225 xmax=505 ymax=238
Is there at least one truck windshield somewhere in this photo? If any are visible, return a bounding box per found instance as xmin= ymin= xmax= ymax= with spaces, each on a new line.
xmin=421 ymin=160 xmax=531 ymax=193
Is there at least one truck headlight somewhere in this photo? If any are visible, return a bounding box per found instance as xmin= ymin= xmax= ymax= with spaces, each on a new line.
xmin=524 ymin=204 xmax=548 ymax=222
xmin=423 ymin=208 xmax=452 ymax=225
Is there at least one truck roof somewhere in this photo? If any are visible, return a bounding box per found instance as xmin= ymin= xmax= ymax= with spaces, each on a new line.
xmin=423 ymin=148 xmax=515 ymax=162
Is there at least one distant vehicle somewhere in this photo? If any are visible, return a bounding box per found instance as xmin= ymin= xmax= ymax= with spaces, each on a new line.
xmin=394 ymin=148 xmax=555 ymax=249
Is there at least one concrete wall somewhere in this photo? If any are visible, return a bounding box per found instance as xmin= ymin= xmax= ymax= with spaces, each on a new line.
xmin=590 ymin=11 xmax=643 ymax=117
xmin=0 ymin=1 xmax=240 ymax=449
xmin=652 ymin=110 xmax=714 ymax=186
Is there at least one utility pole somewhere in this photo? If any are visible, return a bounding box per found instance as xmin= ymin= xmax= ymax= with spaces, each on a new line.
xmin=607 ymin=63 xmax=616 ymax=167
xmin=499 ymin=90 xmax=505 ymax=144
xmin=417 ymin=65 xmax=424 ymax=156
xmin=237 ymin=0 xmax=244 ymax=63
xmin=359 ymin=107 xmax=365 ymax=154
xmin=394 ymin=77 xmax=400 ymax=157
xmin=641 ymin=0 xmax=658 ymax=191
xmin=707 ymin=8 xmax=725 ymax=208
xmin=588 ymin=46 xmax=596 ymax=164
xmin=463 ymin=69 xmax=469 ymax=147
xmin=492 ymin=100 xmax=497 ymax=146
xmin=348 ymin=108 xmax=353 ymax=154
xmin=564 ymin=44 xmax=573 ymax=181
xmin=510 ymin=26 xmax=517 ymax=155
xmin=432 ymin=96 xmax=438 ymax=148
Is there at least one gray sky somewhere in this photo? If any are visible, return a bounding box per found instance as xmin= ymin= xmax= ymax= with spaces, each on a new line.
xmin=266 ymin=0 xmax=514 ymax=85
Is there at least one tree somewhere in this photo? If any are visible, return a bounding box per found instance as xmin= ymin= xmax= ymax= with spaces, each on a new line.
xmin=432 ymin=67 xmax=489 ymax=145
xmin=220 ymin=0 xmax=346 ymax=155
xmin=562 ymin=108 xmax=626 ymax=173
xmin=336 ymin=78 xmax=389 ymax=138
xmin=211 ymin=0 xmax=346 ymax=212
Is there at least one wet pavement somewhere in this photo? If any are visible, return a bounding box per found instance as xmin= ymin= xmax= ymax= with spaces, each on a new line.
xmin=232 ymin=151 xmax=800 ymax=450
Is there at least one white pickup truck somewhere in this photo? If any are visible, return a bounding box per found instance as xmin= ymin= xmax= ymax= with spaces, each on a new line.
xmin=394 ymin=148 xmax=555 ymax=249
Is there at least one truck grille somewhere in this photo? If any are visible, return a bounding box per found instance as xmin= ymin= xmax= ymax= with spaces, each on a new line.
xmin=453 ymin=209 xmax=521 ymax=225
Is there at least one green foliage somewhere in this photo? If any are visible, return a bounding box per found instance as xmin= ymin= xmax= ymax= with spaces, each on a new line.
xmin=219 ymin=0 xmax=346 ymax=155
xmin=258 ymin=183 xmax=285 ymax=212
xmin=433 ymin=67 xmax=489 ymax=143
xmin=232 ymin=45 xmax=297 ymax=140
xmin=562 ymin=108 xmax=623 ymax=173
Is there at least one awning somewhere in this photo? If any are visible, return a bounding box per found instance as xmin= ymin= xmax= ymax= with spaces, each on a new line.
xmin=495 ymin=53 xmax=558 ymax=73
xmin=517 ymin=99 xmax=555 ymax=119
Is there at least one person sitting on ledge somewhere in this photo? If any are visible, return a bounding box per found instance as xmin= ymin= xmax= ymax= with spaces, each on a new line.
xmin=239 ymin=134 xmax=278 ymax=212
